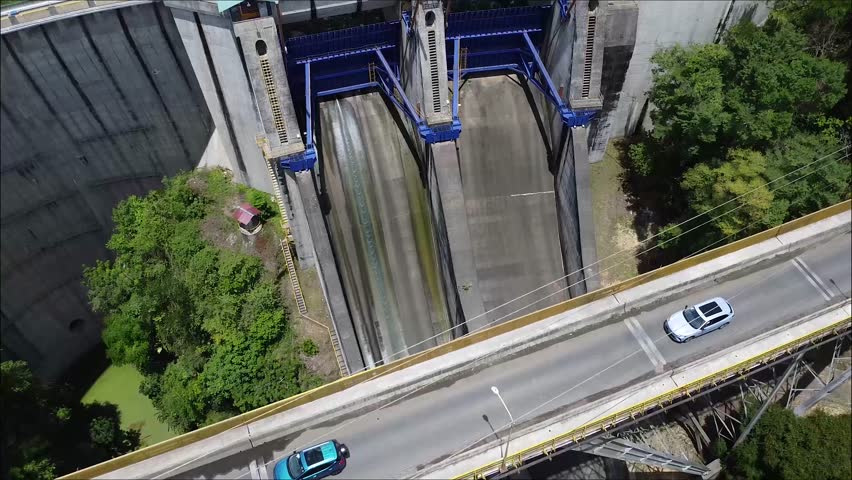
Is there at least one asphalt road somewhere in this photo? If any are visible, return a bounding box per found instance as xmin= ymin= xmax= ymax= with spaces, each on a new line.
xmin=186 ymin=231 xmax=851 ymax=480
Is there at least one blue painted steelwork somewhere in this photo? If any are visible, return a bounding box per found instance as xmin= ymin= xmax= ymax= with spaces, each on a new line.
xmin=446 ymin=6 xmax=547 ymax=39
xmin=557 ymin=0 xmax=575 ymax=21
xmin=285 ymin=20 xmax=460 ymax=150
xmin=279 ymin=62 xmax=318 ymax=173
xmin=451 ymin=38 xmax=460 ymax=121
xmin=373 ymin=48 xmax=461 ymax=143
xmin=401 ymin=10 xmax=413 ymax=36
xmin=278 ymin=3 xmax=595 ymax=170
xmin=446 ymin=5 xmax=597 ymax=128
xmin=520 ymin=31 xmax=592 ymax=127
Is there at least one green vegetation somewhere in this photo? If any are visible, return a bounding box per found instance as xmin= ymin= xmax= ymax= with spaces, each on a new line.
xmin=718 ymin=406 xmax=851 ymax=480
xmin=0 ymin=0 xmax=30 ymax=9
xmin=623 ymin=3 xmax=851 ymax=269
xmin=301 ymin=339 xmax=320 ymax=357
xmin=246 ymin=189 xmax=279 ymax=222
xmin=83 ymin=169 xmax=321 ymax=434
xmin=81 ymin=365 xmax=173 ymax=445
xmin=1 ymin=360 xmax=141 ymax=480
xmin=590 ymin=142 xmax=640 ymax=286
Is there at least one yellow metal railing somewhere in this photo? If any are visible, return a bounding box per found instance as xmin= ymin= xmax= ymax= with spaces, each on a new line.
xmin=259 ymin=145 xmax=347 ymax=376
xmin=57 ymin=201 xmax=850 ymax=479
xmin=452 ymin=312 xmax=852 ymax=480
xmin=1 ymin=1 xmax=133 ymax=31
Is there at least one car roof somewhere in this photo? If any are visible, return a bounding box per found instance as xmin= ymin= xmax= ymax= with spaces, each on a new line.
xmin=300 ymin=441 xmax=338 ymax=469
xmin=696 ymin=298 xmax=731 ymax=320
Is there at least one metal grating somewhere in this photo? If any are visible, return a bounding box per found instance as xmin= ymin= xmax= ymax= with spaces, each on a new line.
xmin=260 ymin=57 xmax=289 ymax=144
xmin=445 ymin=6 xmax=549 ymax=39
xmin=582 ymin=14 xmax=596 ymax=98
xmin=428 ymin=29 xmax=441 ymax=113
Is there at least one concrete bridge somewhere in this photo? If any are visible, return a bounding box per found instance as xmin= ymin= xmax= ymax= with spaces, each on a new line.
xmin=59 ymin=203 xmax=851 ymax=479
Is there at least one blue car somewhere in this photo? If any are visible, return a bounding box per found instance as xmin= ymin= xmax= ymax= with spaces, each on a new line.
xmin=273 ymin=440 xmax=350 ymax=480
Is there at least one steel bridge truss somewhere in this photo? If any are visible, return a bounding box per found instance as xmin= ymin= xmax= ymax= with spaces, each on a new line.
xmin=482 ymin=325 xmax=851 ymax=480
xmin=282 ymin=5 xmax=598 ymax=172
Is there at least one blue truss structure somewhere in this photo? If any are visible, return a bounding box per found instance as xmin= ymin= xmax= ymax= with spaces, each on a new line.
xmin=557 ymin=0 xmax=575 ymax=21
xmin=281 ymin=4 xmax=596 ymax=171
xmin=446 ymin=5 xmax=596 ymax=128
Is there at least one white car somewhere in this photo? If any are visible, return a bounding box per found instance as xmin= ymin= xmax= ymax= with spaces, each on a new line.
xmin=665 ymin=297 xmax=734 ymax=343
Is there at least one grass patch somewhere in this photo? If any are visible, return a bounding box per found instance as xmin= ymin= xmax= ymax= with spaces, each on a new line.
xmin=1 ymin=0 xmax=30 ymax=9
xmin=589 ymin=141 xmax=641 ymax=286
xmin=82 ymin=365 xmax=174 ymax=446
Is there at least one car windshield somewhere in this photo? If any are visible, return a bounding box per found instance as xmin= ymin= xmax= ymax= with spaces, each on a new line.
xmin=287 ymin=454 xmax=304 ymax=478
xmin=683 ymin=307 xmax=704 ymax=329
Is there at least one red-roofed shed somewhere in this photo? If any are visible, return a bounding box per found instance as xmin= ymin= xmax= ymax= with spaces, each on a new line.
xmin=232 ymin=203 xmax=262 ymax=233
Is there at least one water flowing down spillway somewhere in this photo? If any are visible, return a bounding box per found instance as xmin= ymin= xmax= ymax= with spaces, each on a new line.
xmin=320 ymin=93 xmax=450 ymax=365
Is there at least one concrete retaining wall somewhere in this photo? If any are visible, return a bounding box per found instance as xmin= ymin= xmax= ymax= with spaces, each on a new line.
xmin=588 ymin=0 xmax=771 ymax=163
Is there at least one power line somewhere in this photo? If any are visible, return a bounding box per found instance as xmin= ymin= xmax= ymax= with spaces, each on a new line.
xmin=218 ymin=149 xmax=851 ymax=479
xmin=356 ymin=145 xmax=852 ymax=367
xmin=431 ymin=239 xmax=846 ymax=473
xmin=150 ymin=146 xmax=848 ymax=479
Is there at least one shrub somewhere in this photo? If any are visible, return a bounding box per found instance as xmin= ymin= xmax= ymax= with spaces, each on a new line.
xmin=301 ymin=340 xmax=319 ymax=357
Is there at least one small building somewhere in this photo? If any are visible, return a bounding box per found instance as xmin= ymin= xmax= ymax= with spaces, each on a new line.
xmin=232 ymin=203 xmax=263 ymax=235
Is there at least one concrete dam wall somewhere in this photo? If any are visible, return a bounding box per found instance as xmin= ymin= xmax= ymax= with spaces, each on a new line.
xmin=0 ymin=1 xmax=213 ymax=379
xmin=0 ymin=0 xmax=776 ymax=380
xmin=316 ymin=75 xmax=573 ymax=364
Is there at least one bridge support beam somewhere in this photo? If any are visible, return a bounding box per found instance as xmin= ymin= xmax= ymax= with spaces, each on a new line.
xmin=732 ymin=352 xmax=804 ymax=449
xmin=521 ymin=31 xmax=595 ymax=128
xmin=794 ymin=368 xmax=852 ymax=416
xmin=572 ymin=435 xmax=711 ymax=477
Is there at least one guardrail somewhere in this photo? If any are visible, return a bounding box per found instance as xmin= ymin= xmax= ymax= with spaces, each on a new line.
xmin=58 ymin=200 xmax=850 ymax=479
xmin=453 ymin=311 xmax=852 ymax=479
xmin=0 ymin=0 xmax=148 ymax=33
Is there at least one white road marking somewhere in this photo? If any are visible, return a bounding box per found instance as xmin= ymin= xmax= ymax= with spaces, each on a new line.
xmin=259 ymin=457 xmax=270 ymax=480
xmin=792 ymin=257 xmax=832 ymax=301
xmin=509 ymin=190 xmax=555 ymax=197
xmin=249 ymin=460 xmax=261 ymax=480
xmin=624 ymin=317 xmax=667 ymax=373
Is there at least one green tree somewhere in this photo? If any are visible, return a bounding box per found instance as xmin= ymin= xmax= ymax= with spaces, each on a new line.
xmin=246 ymin=189 xmax=278 ymax=221
xmin=1 ymin=361 xmax=140 ymax=479
xmin=624 ymin=3 xmax=849 ymax=267
xmin=681 ymin=149 xmax=786 ymax=238
xmin=150 ymin=360 xmax=205 ymax=432
xmin=649 ymin=43 xmax=732 ymax=159
xmin=724 ymin=21 xmax=846 ymax=146
xmin=766 ymin=132 xmax=851 ymax=219
xmin=772 ymin=0 xmax=852 ymax=59
xmin=648 ymin=20 xmax=846 ymax=162
xmin=726 ymin=406 xmax=851 ymax=480
xmin=84 ymin=169 xmax=319 ymax=433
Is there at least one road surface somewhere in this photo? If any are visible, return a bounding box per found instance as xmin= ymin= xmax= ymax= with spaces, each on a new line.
xmin=186 ymin=231 xmax=851 ymax=479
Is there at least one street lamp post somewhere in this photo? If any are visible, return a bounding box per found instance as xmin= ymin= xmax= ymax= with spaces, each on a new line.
xmin=491 ymin=386 xmax=514 ymax=472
